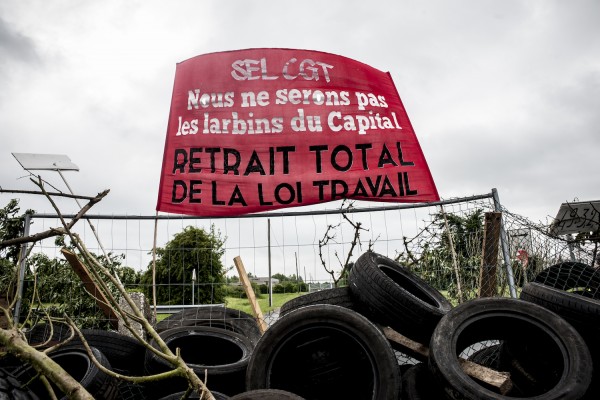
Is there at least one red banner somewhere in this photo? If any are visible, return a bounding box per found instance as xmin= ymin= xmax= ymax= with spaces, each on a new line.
xmin=157 ymin=48 xmax=439 ymax=216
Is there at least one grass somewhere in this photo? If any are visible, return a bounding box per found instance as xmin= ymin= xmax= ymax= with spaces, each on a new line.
xmin=154 ymin=292 xmax=306 ymax=322
xmin=225 ymin=292 xmax=306 ymax=314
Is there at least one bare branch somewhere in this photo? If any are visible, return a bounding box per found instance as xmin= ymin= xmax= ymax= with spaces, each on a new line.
xmin=334 ymin=213 xmax=367 ymax=286
xmin=0 ymin=181 xmax=109 ymax=249
xmin=39 ymin=375 xmax=59 ymax=400
xmin=0 ymin=188 xmax=96 ymax=201
xmin=318 ymin=224 xmax=339 ymax=281
xmin=317 ymin=209 xmax=370 ymax=287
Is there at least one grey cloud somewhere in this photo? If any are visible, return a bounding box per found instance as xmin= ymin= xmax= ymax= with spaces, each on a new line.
xmin=0 ymin=16 xmax=39 ymax=65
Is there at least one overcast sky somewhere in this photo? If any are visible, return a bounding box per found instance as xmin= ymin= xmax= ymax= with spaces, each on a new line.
xmin=1 ymin=0 xmax=599 ymax=225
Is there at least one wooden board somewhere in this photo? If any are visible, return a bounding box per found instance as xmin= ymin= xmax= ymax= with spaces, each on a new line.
xmin=61 ymin=249 xmax=118 ymax=329
xmin=382 ymin=326 xmax=512 ymax=394
xmin=233 ymin=256 xmax=268 ymax=334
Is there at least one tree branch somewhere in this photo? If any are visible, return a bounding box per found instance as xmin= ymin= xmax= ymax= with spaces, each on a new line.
xmin=0 ymin=182 xmax=109 ymax=249
xmin=0 ymin=188 xmax=96 ymax=201
xmin=0 ymin=328 xmax=94 ymax=399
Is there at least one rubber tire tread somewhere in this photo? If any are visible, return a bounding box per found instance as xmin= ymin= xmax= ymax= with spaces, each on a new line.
xmin=466 ymin=344 xmax=504 ymax=370
xmin=155 ymin=306 xmax=261 ymax=345
xmin=532 ymin=261 xmax=600 ymax=298
xmin=0 ymin=368 xmax=40 ymax=399
xmin=117 ymin=381 xmax=148 ymax=400
xmin=428 ymin=297 xmax=593 ymax=400
xmin=520 ymin=282 xmax=600 ymax=334
xmin=65 ymin=329 xmax=146 ymax=375
xmin=246 ymin=304 xmax=400 ymax=400
xmin=25 ymin=323 xmax=72 ymax=347
xmin=146 ymin=326 xmax=253 ymax=396
xmin=14 ymin=347 xmax=119 ymax=400
xmin=400 ymin=363 xmax=446 ymax=400
xmin=25 ymin=326 xmax=146 ymax=375
xmin=279 ymin=287 xmax=356 ymax=316
xmin=157 ymin=390 xmax=229 ymax=399
xmin=520 ymin=281 xmax=600 ymax=399
xmin=229 ymin=389 xmax=306 ymax=399
xmin=349 ymin=251 xmax=452 ymax=343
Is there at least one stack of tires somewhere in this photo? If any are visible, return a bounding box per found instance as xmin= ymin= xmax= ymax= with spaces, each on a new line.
xmin=266 ymin=253 xmax=596 ymax=400
xmin=3 ymin=255 xmax=598 ymax=399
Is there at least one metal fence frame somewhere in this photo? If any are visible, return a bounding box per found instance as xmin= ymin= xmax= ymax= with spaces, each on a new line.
xmin=14 ymin=188 xmax=521 ymax=322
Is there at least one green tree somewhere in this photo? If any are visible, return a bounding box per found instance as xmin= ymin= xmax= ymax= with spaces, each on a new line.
xmin=141 ymin=225 xmax=227 ymax=305
xmin=272 ymin=273 xmax=287 ymax=282
xmin=0 ymin=199 xmax=33 ymax=296
xmin=272 ymin=273 xmax=304 ymax=283
xmin=22 ymin=245 xmax=141 ymax=329
xmin=397 ymin=209 xmax=485 ymax=303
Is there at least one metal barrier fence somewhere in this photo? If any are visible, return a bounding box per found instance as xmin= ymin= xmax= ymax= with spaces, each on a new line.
xmin=12 ymin=188 xmax=596 ymax=327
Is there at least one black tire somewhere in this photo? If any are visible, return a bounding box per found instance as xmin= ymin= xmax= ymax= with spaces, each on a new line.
xmin=25 ymin=326 xmax=146 ymax=376
xmin=466 ymin=343 xmax=504 ymax=370
xmin=531 ymin=262 xmax=600 ymax=298
xmin=0 ymin=367 xmax=40 ymax=399
xmin=25 ymin=326 xmax=149 ymax=398
xmin=157 ymin=390 xmax=229 ymax=399
xmin=229 ymin=389 xmax=305 ymax=399
xmin=0 ymin=354 xmax=23 ymax=373
xmin=348 ymin=251 xmax=452 ymax=343
xmin=520 ymin=282 xmax=600 ymax=399
xmin=246 ymin=304 xmax=400 ymax=400
xmin=117 ymin=381 xmax=149 ymax=400
xmin=146 ymin=326 xmax=253 ymax=396
xmin=14 ymin=346 xmax=119 ymax=400
xmin=520 ymin=282 xmax=600 ymax=335
xmin=279 ymin=287 xmax=357 ymax=316
xmin=71 ymin=329 xmax=147 ymax=376
xmin=155 ymin=306 xmax=262 ymax=345
xmin=429 ymin=297 xmax=593 ymax=399
xmin=25 ymin=322 xmax=73 ymax=347
xmin=400 ymin=363 xmax=446 ymax=400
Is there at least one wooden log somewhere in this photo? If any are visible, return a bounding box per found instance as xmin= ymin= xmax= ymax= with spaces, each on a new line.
xmin=382 ymin=325 xmax=429 ymax=362
xmin=382 ymin=326 xmax=512 ymax=395
xmin=233 ymin=256 xmax=268 ymax=334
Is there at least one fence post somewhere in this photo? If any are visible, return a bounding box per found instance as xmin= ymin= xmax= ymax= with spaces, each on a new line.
xmin=479 ymin=212 xmax=502 ymax=297
xmin=492 ymin=188 xmax=517 ymax=298
xmin=13 ymin=213 xmax=31 ymax=324
xmin=268 ymin=218 xmax=272 ymax=307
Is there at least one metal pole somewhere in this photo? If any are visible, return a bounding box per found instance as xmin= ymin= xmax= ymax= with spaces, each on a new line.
xmin=268 ymin=219 xmax=272 ymax=307
xmin=192 ymin=268 xmax=196 ymax=306
xmin=151 ymin=212 xmax=158 ymax=323
xmin=295 ymin=252 xmax=300 ymax=293
xmin=492 ymin=188 xmax=518 ymax=298
xmin=304 ymin=266 xmax=307 ymax=293
xmin=14 ymin=213 xmax=31 ymax=324
xmin=566 ymin=234 xmax=577 ymax=261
